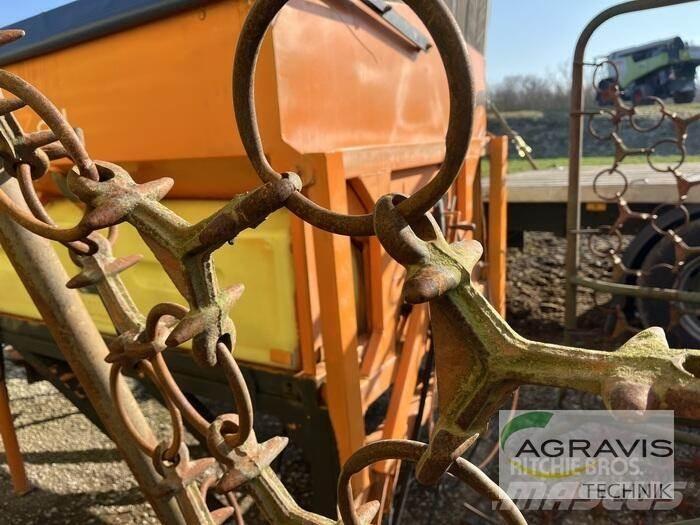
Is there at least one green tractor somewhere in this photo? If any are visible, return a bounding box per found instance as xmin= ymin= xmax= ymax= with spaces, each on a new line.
xmin=597 ymin=36 xmax=700 ymax=105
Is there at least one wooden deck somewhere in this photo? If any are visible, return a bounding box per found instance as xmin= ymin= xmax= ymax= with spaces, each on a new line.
xmin=483 ymin=162 xmax=700 ymax=204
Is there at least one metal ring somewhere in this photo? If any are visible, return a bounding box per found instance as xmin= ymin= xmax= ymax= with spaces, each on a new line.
xmin=337 ymin=440 xmax=525 ymax=525
xmin=144 ymin=302 xmax=189 ymax=343
xmin=592 ymin=59 xmax=619 ymax=94
xmin=232 ymin=0 xmax=474 ymax=236
xmin=16 ymin=163 xmax=96 ymax=255
xmin=0 ymin=75 xmax=100 ymax=244
xmin=109 ymin=363 xmax=158 ymax=456
xmin=642 ymin=262 xmax=676 ymax=278
xmin=151 ymin=353 xmax=210 ymax=437
xmin=588 ymin=227 xmax=623 ymax=258
xmin=646 ymin=139 xmax=686 ymax=173
xmin=144 ymin=304 xmax=215 ymax=437
xmin=587 ymin=109 xmax=618 ymax=141
xmin=140 ymin=360 xmax=184 ymax=463
xmin=0 ymin=173 xmax=93 ymax=242
xmin=216 ymin=342 xmax=253 ymax=449
xmin=592 ymin=168 xmax=629 ymax=202
xmin=630 ymin=96 xmax=666 ymax=132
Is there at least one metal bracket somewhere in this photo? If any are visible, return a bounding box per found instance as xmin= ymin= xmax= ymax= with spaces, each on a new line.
xmin=358 ymin=0 xmax=432 ymax=51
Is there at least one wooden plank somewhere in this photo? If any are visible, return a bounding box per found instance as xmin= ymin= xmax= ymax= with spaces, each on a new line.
xmin=484 ymin=162 xmax=700 ymax=204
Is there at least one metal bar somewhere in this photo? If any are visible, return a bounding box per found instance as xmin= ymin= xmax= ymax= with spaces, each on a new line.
xmin=358 ymin=0 xmax=431 ymax=51
xmin=489 ymin=102 xmax=538 ymax=170
xmin=570 ymin=275 xmax=700 ymax=304
xmin=0 ymin=346 xmax=30 ymax=495
xmin=0 ymin=173 xmax=185 ymax=524
xmin=564 ymin=0 xmax=699 ymax=338
xmin=487 ymin=136 xmax=509 ymax=315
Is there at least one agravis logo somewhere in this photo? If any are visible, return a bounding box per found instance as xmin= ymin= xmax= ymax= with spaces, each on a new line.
xmin=498 ymin=410 xmax=675 ymax=509
xmin=500 ymin=411 xmax=592 ymax=479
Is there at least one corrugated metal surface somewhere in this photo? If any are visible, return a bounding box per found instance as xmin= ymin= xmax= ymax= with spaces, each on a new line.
xmin=443 ymin=0 xmax=489 ymax=53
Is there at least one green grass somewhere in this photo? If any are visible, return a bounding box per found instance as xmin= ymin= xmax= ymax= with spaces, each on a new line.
xmin=480 ymin=155 xmax=700 ymax=177
xmin=497 ymin=103 xmax=700 ymax=120
xmin=634 ymin=101 xmax=700 ymax=117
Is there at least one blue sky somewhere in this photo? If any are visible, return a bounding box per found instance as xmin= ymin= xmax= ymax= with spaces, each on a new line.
xmin=1 ymin=1 xmax=699 ymax=85
xmin=487 ymin=1 xmax=700 ymax=84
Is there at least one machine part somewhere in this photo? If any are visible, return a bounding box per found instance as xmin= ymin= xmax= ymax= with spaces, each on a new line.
xmin=371 ymin=194 xmax=700 ymax=485
xmin=358 ymin=0 xmax=431 ymax=51
xmin=0 ymin=1 xmax=700 ymax=522
xmin=565 ymin=0 xmax=700 ymax=343
xmin=489 ymin=101 xmax=538 ymax=170
xmin=232 ymin=0 xmax=474 ymax=237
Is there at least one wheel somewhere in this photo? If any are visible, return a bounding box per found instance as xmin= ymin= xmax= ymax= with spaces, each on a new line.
xmin=673 ymin=91 xmax=695 ymax=104
xmin=636 ymin=218 xmax=700 ymax=348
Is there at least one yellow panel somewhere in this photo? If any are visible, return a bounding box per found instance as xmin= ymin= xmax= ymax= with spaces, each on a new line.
xmin=0 ymin=200 xmax=300 ymax=369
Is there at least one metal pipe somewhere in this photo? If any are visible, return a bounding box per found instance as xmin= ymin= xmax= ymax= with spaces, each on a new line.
xmin=564 ymin=0 xmax=699 ymax=338
xmin=0 ymin=173 xmax=185 ymax=524
xmin=570 ymin=275 xmax=700 ymax=304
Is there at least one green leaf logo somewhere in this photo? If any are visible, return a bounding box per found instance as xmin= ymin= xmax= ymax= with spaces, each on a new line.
xmin=500 ymin=411 xmax=554 ymax=450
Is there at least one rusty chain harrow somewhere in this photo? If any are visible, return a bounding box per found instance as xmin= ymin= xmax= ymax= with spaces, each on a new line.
xmin=1 ymin=2 xmax=700 ymax=524
xmin=583 ymin=61 xmax=700 ymax=332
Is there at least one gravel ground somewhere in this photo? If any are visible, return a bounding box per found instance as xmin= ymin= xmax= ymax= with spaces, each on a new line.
xmin=0 ymin=232 xmax=698 ymax=524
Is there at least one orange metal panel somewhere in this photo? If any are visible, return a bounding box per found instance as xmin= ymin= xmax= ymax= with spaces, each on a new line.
xmin=304 ymin=153 xmax=366 ymax=483
xmin=272 ymin=1 xmax=449 ymax=155
xmin=8 ymin=2 xmax=253 ymax=161
xmin=487 ymin=136 xmax=509 ymax=316
xmin=5 ymin=0 xmax=468 ymax=200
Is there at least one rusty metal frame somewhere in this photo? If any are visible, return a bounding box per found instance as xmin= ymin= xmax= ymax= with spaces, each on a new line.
xmin=564 ymin=0 xmax=700 ymax=335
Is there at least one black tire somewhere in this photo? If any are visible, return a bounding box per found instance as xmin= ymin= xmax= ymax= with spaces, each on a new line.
xmin=636 ymin=219 xmax=700 ymax=348
xmin=673 ymin=91 xmax=695 ymax=104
